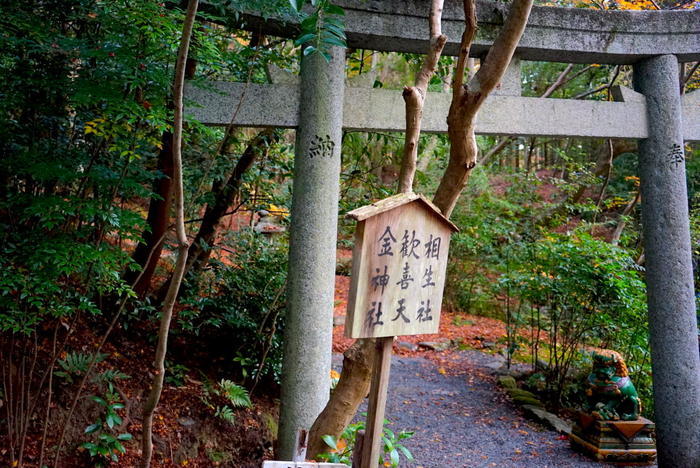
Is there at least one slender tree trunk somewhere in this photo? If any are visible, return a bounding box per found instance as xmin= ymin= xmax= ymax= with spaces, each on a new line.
xmin=126 ymin=132 xmax=174 ymax=297
xmin=525 ymin=137 xmax=536 ymax=173
xmin=433 ymin=0 xmax=534 ymax=217
xmin=397 ymin=0 xmax=447 ymax=193
xmin=140 ymin=0 xmax=197 ymax=465
xmin=572 ymin=139 xmax=636 ymax=203
xmin=306 ymin=339 xmax=376 ymax=458
xmin=610 ymin=191 xmax=639 ymax=245
xmin=186 ymin=128 xmax=278 ymax=277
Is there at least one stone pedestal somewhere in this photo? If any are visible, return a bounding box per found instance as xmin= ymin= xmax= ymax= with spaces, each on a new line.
xmin=570 ymin=413 xmax=656 ymax=464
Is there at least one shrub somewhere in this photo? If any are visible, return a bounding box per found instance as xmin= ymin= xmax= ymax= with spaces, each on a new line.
xmin=179 ymin=230 xmax=288 ymax=383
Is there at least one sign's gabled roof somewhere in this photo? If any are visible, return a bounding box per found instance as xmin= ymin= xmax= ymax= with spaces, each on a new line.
xmin=346 ymin=192 xmax=459 ymax=232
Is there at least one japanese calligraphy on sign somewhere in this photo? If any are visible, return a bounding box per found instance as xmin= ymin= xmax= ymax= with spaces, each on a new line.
xmin=345 ymin=193 xmax=458 ymax=338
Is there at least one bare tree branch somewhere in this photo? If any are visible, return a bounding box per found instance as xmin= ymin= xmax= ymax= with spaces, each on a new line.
xmin=611 ymin=191 xmax=640 ymax=245
xmin=433 ymin=0 xmax=534 ymax=217
xmin=470 ymin=0 xmax=534 ymax=101
xmin=452 ymin=0 xmax=477 ymax=96
xmin=141 ymin=0 xmax=197 ymax=465
xmin=398 ymin=0 xmax=447 ymax=192
xmin=572 ymin=65 xmax=620 ymax=100
xmin=542 ymin=63 xmax=573 ymax=98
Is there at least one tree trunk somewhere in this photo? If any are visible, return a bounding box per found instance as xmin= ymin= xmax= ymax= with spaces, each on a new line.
xmin=126 ymin=132 xmax=174 ymax=297
xmin=610 ymin=191 xmax=639 ymax=245
xmin=186 ymin=128 xmax=278 ymax=276
xmin=306 ymin=339 xmax=375 ymax=458
xmin=433 ymin=0 xmax=534 ymax=217
xmin=572 ymin=139 xmax=636 ymax=203
xmin=140 ymin=0 xmax=197 ymax=464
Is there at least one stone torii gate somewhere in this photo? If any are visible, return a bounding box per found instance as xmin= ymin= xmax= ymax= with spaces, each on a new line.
xmin=187 ymin=2 xmax=700 ymax=465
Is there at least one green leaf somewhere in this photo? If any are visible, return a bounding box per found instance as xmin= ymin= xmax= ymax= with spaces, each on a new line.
xmin=321 ymin=35 xmax=346 ymax=48
xmin=105 ymin=413 xmax=117 ymax=428
xmin=85 ymin=423 xmax=101 ymax=434
xmin=397 ymin=444 xmax=414 ymax=461
xmin=389 ymin=448 xmax=399 ymax=467
xmin=117 ymin=433 xmax=133 ymax=441
xmin=81 ymin=442 xmax=98 ymax=451
xmin=300 ymin=15 xmax=317 ymax=30
xmin=323 ymin=23 xmax=345 ymax=39
xmin=303 ymin=45 xmax=317 ymax=56
xmin=324 ymin=4 xmax=345 ymax=15
xmin=99 ymin=433 xmax=117 ymax=443
xmin=321 ymin=434 xmax=338 ymax=450
xmin=91 ymin=396 xmax=107 ymax=406
xmin=294 ymin=33 xmax=316 ymax=46
xmin=382 ymin=435 xmax=394 ymax=451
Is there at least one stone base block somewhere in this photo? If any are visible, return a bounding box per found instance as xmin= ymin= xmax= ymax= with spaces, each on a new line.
xmin=570 ymin=413 xmax=657 ymax=464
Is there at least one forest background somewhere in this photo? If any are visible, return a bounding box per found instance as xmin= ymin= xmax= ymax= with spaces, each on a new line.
xmin=1 ymin=0 xmax=699 ymax=466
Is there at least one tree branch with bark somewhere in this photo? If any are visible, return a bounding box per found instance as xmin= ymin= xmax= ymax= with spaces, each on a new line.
xmin=433 ymin=0 xmax=534 ymax=217
xmin=397 ymin=0 xmax=447 ymax=192
xmin=140 ymin=0 xmax=198 ymax=465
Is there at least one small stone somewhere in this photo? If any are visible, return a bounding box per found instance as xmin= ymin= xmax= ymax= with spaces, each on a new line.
xmin=521 ymin=405 xmax=572 ymax=434
xmin=482 ymin=341 xmax=496 ymax=349
xmin=485 ymin=361 xmax=504 ymax=372
xmin=498 ymin=375 xmax=517 ymax=389
xmin=396 ymin=341 xmax=418 ymax=352
xmin=177 ymin=416 xmax=196 ymax=427
xmin=418 ymin=340 xmax=451 ymax=351
xmin=333 ymin=315 xmax=346 ymax=327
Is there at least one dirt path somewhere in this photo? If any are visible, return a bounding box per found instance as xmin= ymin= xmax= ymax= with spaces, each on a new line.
xmin=338 ymin=350 xmax=612 ymax=468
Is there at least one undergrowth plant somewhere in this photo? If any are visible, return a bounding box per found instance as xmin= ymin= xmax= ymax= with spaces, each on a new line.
xmin=318 ymin=419 xmax=414 ymax=468
xmin=81 ymin=383 xmax=131 ymax=467
xmin=201 ymin=377 xmax=252 ymax=424
xmin=179 ymin=230 xmax=288 ymax=384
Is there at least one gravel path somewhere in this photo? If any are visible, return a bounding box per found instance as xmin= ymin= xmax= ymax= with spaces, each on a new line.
xmin=336 ymin=350 xmax=620 ymax=468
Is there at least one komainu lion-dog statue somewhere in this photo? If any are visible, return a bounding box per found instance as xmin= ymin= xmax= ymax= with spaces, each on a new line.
xmin=585 ymin=350 xmax=641 ymax=421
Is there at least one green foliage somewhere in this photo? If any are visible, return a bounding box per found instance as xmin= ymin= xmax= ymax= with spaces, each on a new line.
xmin=202 ymin=377 xmax=252 ymax=425
xmin=500 ymin=232 xmax=649 ymax=409
xmin=318 ymin=419 xmax=414 ymax=467
xmin=180 ymin=230 xmax=288 ymax=383
xmin=444 ymin=170 xmax=538 ymax=315
xmin=165 ymin=361 xmax=190 ymax=387
xmin=218 ymin=379 xmax=253 ymax=408
xmin=289 ymin=0 xmax=347 ymax=61
xmin=55 ymin=352 xmax=107 ymax=384
xmin=81 ymin=383 xmax=131 ymax=467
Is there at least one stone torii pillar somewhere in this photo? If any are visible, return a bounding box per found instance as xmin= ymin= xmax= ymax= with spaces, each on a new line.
xmin=633 ymin=54 xmax=700 ymax=468
xmin=277 ymin=46 xmax=345 ymax=459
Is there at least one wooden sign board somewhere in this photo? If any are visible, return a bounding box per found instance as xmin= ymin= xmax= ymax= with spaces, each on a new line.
xmin=345 ymin=193 xmax=458 ymax=339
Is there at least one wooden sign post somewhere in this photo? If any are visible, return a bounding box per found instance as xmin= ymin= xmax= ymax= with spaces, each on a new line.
xmin=344 ymin=193 xmax=458 ymax=468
